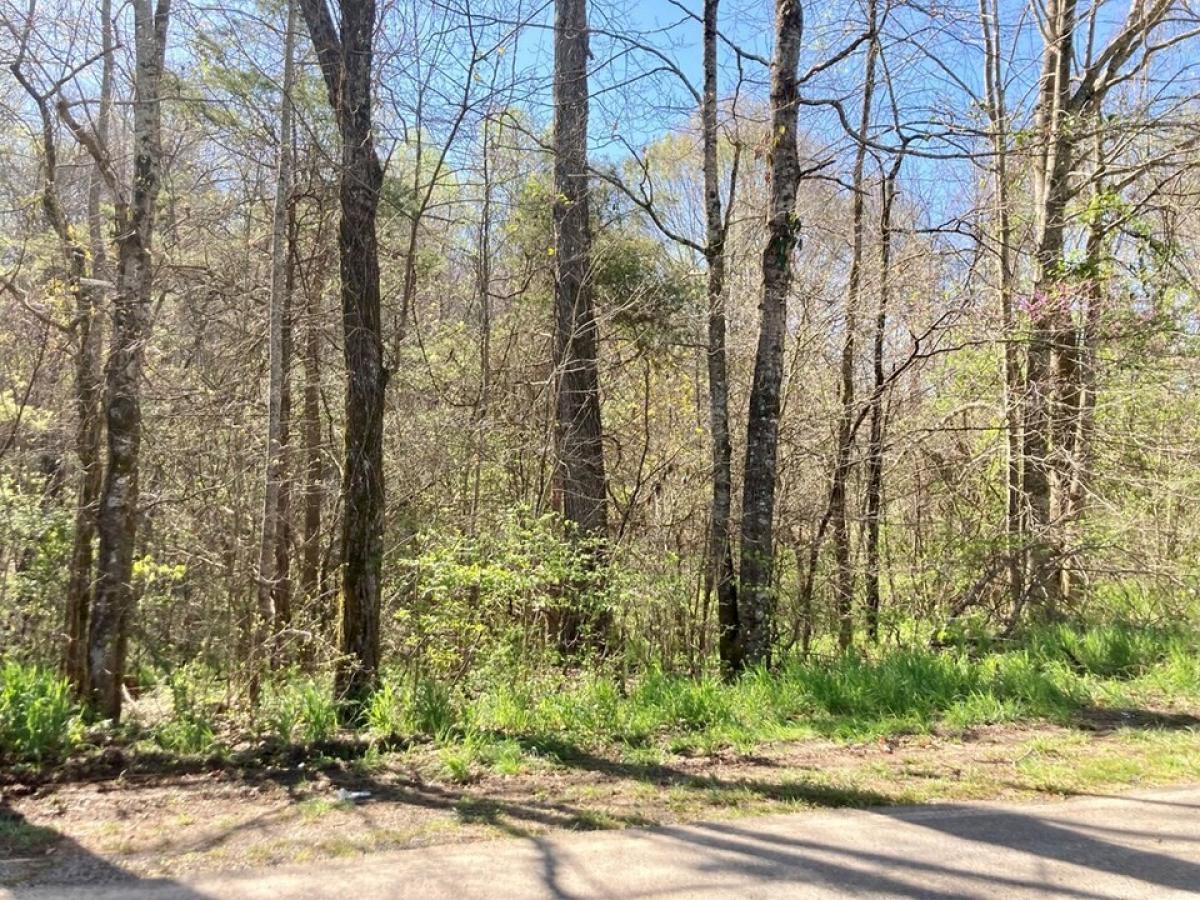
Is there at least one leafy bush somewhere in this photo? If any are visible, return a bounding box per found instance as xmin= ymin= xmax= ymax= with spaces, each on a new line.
xmin=393 ymin=511 xmax=616 ymax=683
xmin=0 ymin=661 xmax=82 ymax=762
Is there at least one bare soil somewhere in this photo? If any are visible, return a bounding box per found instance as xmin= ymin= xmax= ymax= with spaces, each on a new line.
xmin=3 ymin=718 xmax=1198 ymax=888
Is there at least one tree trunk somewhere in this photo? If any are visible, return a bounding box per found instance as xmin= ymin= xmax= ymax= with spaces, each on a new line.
xmin=829 ymin=4 xmax=878 ymax=651
xmin=274 ymin=198 xmax=296 ymax=650
xmin=300 ymin=246 xmax=325 ymax=608
xmin=978 ymin=0 xmax=1023 ymax=612
xmin=470 ymin=116 xmax=494 ymax=533
xmin=88 ymin=0 xmax=171 ymax=722
xmin=1024 ymin=0 xmax=1078 ymax=615
xmin=864 ymin=155 xmax=901 ymax=642
xmin=552 ymin=0 xmax=609 ymax=649
xmin=298 ymin=0 xmax=387 ymax=712
xmin=12 ymin=0 xmax=113 ymax=696
xmin=736 ymin=0 xmax=803 ymax=669
xmin=1055 ymin=161 xmax=1106 ymax=605
xmin=701 ymin=0 xmax=740 ymax=678
xmin=254 ymin=0 xmax=297 ymax=692
xmin=66 ymin=0 xmax=114 ymax=694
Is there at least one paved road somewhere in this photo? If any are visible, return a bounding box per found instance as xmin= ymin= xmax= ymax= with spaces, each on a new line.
xmin=7 ymin=786 xmax=1200 ymax=898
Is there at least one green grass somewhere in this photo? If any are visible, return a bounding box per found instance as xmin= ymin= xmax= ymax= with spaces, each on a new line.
xmin=0 ymin=661 xmax=83 ymax=762
xmin=0 ymin=814 xmax=59 ymax=853
xmin=398 ymin=621 xmax=1200 ymax=768
xmin=3 ymin=621 xmax=1195 ymax=774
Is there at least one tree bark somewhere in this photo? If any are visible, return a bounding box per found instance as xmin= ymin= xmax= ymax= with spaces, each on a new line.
xmin=864 ymin=154 xmax=901 ymax=642
xmin=830 ymin=1 xmax=878 ymax=651
xmin=87 ymin=0 xmax=171 ymax=721
xmin=254 ymin=0 xmax=297 ymax=691
xmin=552 ymin=0 xmax=609 ymax=649
xmin=978 ymin=0 xmax=1023 ymax=612
xmin=1024 ymin=0 xmax=1078 ymax=614
xmin=700 ymin=0 xmax=740 ymax=678
xmin=736 ymin=0 xmax=803 ymax=669
xmin=298 ymin=0 xmax=386 ymax=711
xmin=67 ymin=0 xmax=114 ymax=696
xmin=300 ymin=240 xmax=325 ymax=608
xmin=11 ymin=0 xmax=113 ymax=696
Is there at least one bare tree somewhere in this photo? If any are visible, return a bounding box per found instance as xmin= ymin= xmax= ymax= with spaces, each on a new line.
xmin=298 ymin=0 xmax=386 ymax=710
xmin=7 ymin=0 xmax=113 ymax=695
xmin=62 ymin=0 xmax=172 ymax=721
xmin=254 ymin=0 xmax=298 ymax=691
xmin=863 ymin=148 xmax=903 ymax=641
xmin=828 ymin=0 xmax=879 ymax=651
xmin=552 ymin=0 xmax=609 ymax=648
xmin=700 ymin=0 xmax=742 ymax=678
xmin=978 ymin=0 xmax=1022 ymax=610
xmin=1023 ymin=0 xmax=1187 ymax=611
xmin=736 ymin=0 xmax=803 ymax=668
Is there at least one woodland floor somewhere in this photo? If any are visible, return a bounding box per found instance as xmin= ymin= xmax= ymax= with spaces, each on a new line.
xmin=2 ymin=702 xmax=1199 ymax=888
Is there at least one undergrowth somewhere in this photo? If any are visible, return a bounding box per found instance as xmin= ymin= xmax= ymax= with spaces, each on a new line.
xmin=1 ymin=622 xmax=1196 ymax=773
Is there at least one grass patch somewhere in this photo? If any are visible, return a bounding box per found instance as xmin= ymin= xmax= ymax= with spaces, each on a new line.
xmin=0 ymin=814 xmax=59 ymax=854
xmin=414 ymin=622 xmax=1199 ymax=769
xmin=0 ymin=661 xmax=83 ymax=762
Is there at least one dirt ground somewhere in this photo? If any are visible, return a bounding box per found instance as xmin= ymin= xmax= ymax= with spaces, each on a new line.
xmin=3 ymin=715 xmax=1198 ymax=888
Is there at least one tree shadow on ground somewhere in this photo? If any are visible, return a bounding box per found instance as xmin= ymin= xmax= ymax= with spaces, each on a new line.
xmin=0 ymin=799 xmax=207 ymax=897
xmin=516 ymin=793 xmax=1200 ymax=899
xmin=1071 ymin=707 xmax=1200 ymax=733
xmin=5 ymin=705 xmax=1197 ymax=894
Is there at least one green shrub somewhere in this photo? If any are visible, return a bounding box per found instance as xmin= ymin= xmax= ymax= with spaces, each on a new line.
xmin=0 ymin=661 xmax=82 ymax=762
xmin=393 ymin=511 xmax=618 ymax=683
xmin=409 ymin=678 xmax=457 ymax=738
xmin=365 ymin=682 xmax=404 ymax=737
xmin=266 ymin=678 xmax=338 ymax=745
xmin=299 ymin=681 xmax=337 ymax=743
xmin=154 ymin=669 xmax=219 ymax=755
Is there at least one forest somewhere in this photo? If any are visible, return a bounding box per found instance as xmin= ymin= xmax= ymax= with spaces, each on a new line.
xmin=1 ymin=0 xmax=1200 ymax=878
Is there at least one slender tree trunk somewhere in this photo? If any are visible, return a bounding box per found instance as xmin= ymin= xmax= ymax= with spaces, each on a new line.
xmin=979 ymin=0 xmax=1023 ymax=611
xmin=552 ymin=0 xmax=609 ymax=649
xmin=65 ymin=293 xmax=105 ymax=695
xmin=300 ymin=249 xmax=325 ymax=607
xmin=470 ymin=117 xmax=494 ymax=533
xmin=830 ymin=7 xmax=878 ymax=650
xmin=1056 ymin=154 xmax=1106 ymax=604
xmin=864 ymin=155 xmax=901 ymax=642
xmin=700 ymin=0 xmax=740 ymax=677
xmin=88 ymin=0 xmax=171 ymax=721
xmin=298 ymin=0 xmax=387 ymax=711
xmin=736 ymin=0 xmax=803 ymax=669
xmin=66 ymin=0 xmax=114 ymax=695
xmin=1024 ymin=0 xmax=1078 ymax=615
xmin=12 ymin=0 xmax=113 ymax=696
xmin=273 ymin=194 xmax=297 ymax=653
xmin=255 ymin=0 xmax=297 ymax=691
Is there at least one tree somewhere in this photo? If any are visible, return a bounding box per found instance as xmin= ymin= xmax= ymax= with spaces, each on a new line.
xmin=8 ymin=0 xmax=114 ymax=695
xmin=254 ymin=0 xmax=298 ymax=690
xmin=863 ymin=148 xmax=904 ymax=641
xmin=297 ymin=0 xmax=386 ymax=710
xmin=700 ymin=0 xmax=741 ymax=678
xmin=551 ymin=0 xmax=609 ymax=648
xmin=736 ymin=0 xmax=803 ymax=669
xmin=829 ymin=0 xmax=880 ymax=651
xmin=55 ymin=0 xmax=172 ymax=721
xmin=1023 ymin=0 xmax=1186 ymax=612
xmin=978 ymin=0 xmax=1022 ymax=611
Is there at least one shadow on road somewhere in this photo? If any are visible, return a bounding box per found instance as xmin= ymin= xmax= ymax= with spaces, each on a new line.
xmin=0 ymin=799 xmax=207 ymax=898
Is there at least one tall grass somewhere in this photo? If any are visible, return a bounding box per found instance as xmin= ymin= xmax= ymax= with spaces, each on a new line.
xmin=0 ymin=661 xmax=83 ymax=762
xmin=366 ymin=622 xmax=1198 ymax=761
xmin=5 ymin=622 xmax=1193 ymax=769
